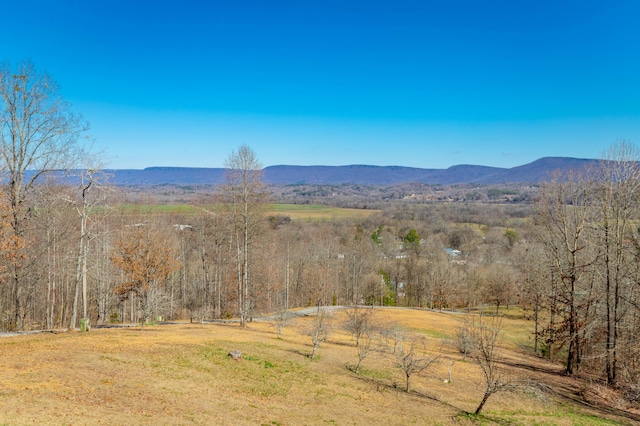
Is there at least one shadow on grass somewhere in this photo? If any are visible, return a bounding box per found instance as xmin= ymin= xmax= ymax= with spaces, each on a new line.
xmin=501 ymin=359 xmax=640 ymax=424
xmin=288 ymin=348 xmax=315 ymax=359
xmin=328 ymin=340 xmax=357 ymax=348
xmin=346 ymin=365 xmax=461 ymax=412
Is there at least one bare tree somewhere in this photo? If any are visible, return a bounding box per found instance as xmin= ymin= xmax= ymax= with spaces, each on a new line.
xmin=428 ymin=248 xmax=458 ymax=311
xmin=353 ymin=327 xmax=386 ymax=374
xmin=91 ymin=221 xmax=119 ymax=326
xmin=0 ymin=189 xmax=23 ymax=322
xmin=65 ymin=165 xmax=111 ymax=329
xmin=192 ymin=201 xmax=233 ymax=320
xmin=0 ymin=60 xmax=88 ymax=330
xmin=513 ymin=239 xmax=552 ymax=355
xmin=481 ymin=264 xmax=514 ymax=315
xmin=273 ymin=304 xmax=290 ymax=338
xmin=342 ymin=305 xmax=375 ymax=347
xmin=460 ymin=315 xmax=511 ymax=414
xmin=305 ymin=305 xmax=332 ymax=360
xmin=394 ymin=333 xmax=439 ymax=392
xmin=536 ymin=171 xmax=598 ymax=374
xmin=342 ymin=233 xmax=376 ymax=305
xmin=224 ymin=145 xmax=266 ymax=328
xmin=382 ymin=322 xmax=406 ymax=356
xmin=455 ymin=323 xmax=474 ymax=361
xmin=591 ymin=142 xmax=640 ymax=386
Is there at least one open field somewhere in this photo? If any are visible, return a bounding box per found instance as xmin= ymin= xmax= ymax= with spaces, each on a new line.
xmin=267 ymin=204 xmax=379 ymax=221
xmin=1 ymin=308 xmax=638 ymax=425
xmin=111 ymin=203 xmax=378 ymax=221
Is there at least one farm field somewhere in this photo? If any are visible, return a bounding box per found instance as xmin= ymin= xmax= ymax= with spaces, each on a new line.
xmin=113 ymin=203 xmax=378 ymax=221
xmin=267 ymin=203 xmax=379 ymax=221
xmin=1 ymin=308 xmax=637 ymax=425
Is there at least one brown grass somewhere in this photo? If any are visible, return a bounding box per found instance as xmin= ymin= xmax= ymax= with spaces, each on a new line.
xmin=0 ymin=309 xmax=637 ymax=425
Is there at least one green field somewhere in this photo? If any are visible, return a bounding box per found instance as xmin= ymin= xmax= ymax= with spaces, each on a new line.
xmin=113 ymin=203 xmax=378 ymax=221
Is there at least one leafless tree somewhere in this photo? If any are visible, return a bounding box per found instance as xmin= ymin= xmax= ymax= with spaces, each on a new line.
xmin=0 ymin=60 xmax=88 ymax=330
xmin=341 ymin=233 xmax=377 ymax=305
xmin=382 ymin=322 xmax=406 ymax=356
xmin=273 ymin=304 xmax=289 ymax=338
xmin=393 ymin=333 xmax=439 ymax=392
xmin=38 ymin=192 xmax=68 ymax=329
xmin=192 ymin=201 xmax=233 ymax=319
xmin=445 ymin=358 xmax=455 ymax=384
xmin=342 ymin=305 xmax=375 ymax=347
xmin=455 ymin=323 xmax=474 ymax=360
xmin=481 ymin=264 xmax=514 ymax=315
xmin=353 ymin=327 xmax=386 ymax=374
xmin=224 ymin=145 xmax=266 ymax=328
xmin=536 ymin=171 xmax=598 ymax=374
xmin=460 ymin=315 xmax=511 ymax=414
xmin=305 ymin=305 xmax=332 ymax=360
xmin=513 ymin=239 xmax=552 ymax=355
xmin=591 ymin=142 xmax=640 ymax=385
xmin=91 ymin=223 xmax=119 ymax=325
xmin=64 ymin=164 xmax=112 ymax=329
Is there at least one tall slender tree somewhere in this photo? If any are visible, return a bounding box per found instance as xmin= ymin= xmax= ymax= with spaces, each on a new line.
xmin=0 ymin=60 xmax=88 ymax=330
xmin=537 ymin=171 xmax=597 ymax=374
xmin=66 ymin=166 xmax=111 ymax=329
xmin=224 ymin=145 xmax=266 ymax=328
xmin=513 ymin=239 xmax=552 ymax=355
xmin=592 ymin=142 xmax=640 ymax=385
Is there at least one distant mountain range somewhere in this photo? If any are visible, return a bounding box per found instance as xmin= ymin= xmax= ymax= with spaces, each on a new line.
xmin=105 ymin=157 xmax=597 ymax=186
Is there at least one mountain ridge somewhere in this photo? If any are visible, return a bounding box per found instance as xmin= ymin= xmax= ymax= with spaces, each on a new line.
xmin=105 ymin=157 xmax=597 ymax=186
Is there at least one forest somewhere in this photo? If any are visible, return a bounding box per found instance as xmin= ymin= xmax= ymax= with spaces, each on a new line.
xmin=2 ymin=61 xmax=640 ymax=405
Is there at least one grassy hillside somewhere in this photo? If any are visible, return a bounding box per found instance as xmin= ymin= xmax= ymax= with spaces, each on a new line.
xmin=1 ymin=308 xmax=636 ymax=425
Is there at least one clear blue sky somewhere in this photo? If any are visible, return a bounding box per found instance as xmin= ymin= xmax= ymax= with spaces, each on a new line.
xmin=2 ymin=0 xmax=640 ymax=169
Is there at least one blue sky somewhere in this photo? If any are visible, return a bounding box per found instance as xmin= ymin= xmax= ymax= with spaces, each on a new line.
xmin=2 ymin=0 xmax=640 ymax=169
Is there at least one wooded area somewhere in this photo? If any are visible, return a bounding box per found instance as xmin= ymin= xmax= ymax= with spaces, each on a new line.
xmin=2 ymin=61 xmax=640 ymax=401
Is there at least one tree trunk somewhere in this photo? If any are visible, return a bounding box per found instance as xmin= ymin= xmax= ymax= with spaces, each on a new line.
xmin=70 ymin=277 xmax=79 ymax=330
xmin=475 ymin=391 xmax=491 ymax=414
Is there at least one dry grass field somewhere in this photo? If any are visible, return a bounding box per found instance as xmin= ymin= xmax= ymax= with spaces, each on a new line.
xmin=1 ymin=308 xmax=638 ymax=425
xmin=267 ymin=204 xmax=379 ymax=221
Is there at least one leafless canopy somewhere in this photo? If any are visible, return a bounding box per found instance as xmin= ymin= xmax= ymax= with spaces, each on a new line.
xmin=0 ymin=60 xmax=88 ymax=202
